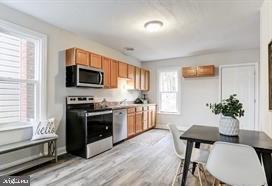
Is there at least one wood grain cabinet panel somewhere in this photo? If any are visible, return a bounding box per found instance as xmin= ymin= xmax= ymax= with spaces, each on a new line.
xmin=182 ymin=67 xmax=197 ymax=78
xmin=118 ymin=62 xmax=128 ymax=78
xmin=149 ymin=106 xmax=157 ymax=128
xmin=144 ymin=70 xmax=150 ymax=91
xmin=66 ymin=48 xmax=89 ymax=66
xmin=196 ymin=65 xmax=215 ymax=77
xmin=135 ymin=112 xmax=143 ymax=133
xmin=135 ymin=67 xmax=141 ymax=90
xmin=127 ymin=65 xmax=135 ymax=89
xmin=127 ymin=113 xmax=136 ymax=137
xmin=140 ymin=69 xmax=146 ymax=90
xmin=143 ymin=110 xmax=148 ymax=131
xmin=127 ymin=107 xmax=136 ymax=114
xmin=110 ymin=60 xmax=118 ymax=88
xmin=148 ymin=110 xmax=152 ymax=129
xmin=102 ymin=57 xmax=111 ymax=88
xmin=90 ymin=53 xmax=102 ymax=69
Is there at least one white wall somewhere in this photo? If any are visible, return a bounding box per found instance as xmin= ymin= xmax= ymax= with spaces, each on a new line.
xmin=260 ymin=0 xmax=272 ymax=138
xmin=142 ymin=49 xmax=260 ymax=130
xmin=0 ymin=4 xmax=141 ymax=168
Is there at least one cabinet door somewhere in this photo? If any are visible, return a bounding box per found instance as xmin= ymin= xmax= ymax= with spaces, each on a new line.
xmin=151 ymin=107 xmax=156 ymax=127
xmin=118 ymin=62 xmax=128 ymax=78
xmin=127 ymin=113 xmax=135 ymax=137
xmin=145 ymin=70 xmax=150 ymax=91
xmin=110 ymin=60 xmax=118 ymax=88
xmin=143 ymin=110 xmax=148 ymax=130
xmin=182 ymin=67 xmax=197 ymax=78
xmin=127 ymin=65 xmax=135 ymax=89
xmin=90 ymin=53 xmax=102 ymax=69
xmin=196 ymin=65 xmax=215 ymax=77
xmin=135 ymin=67 xmax=141 ymax=90
xmin=75 ymin=48 xmax=89 ymax=66
xmin=135 ymin=112 xmax=143 ymax=133
xmin=140 ymin=69 xmax=145 ymax=90
xmin=148 ymin=110 xmax=152 ymax=128
xmin=102 ymin=57 xmax=111 ymax=88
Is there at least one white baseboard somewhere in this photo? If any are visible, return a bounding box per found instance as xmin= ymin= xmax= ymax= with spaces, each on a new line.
xmin=57 ymin=146 xmax=66 ymax=155
xmin=155 ymin=123 xmax=189 ymax=132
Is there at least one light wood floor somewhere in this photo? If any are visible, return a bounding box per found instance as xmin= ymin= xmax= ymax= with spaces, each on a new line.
xmin=22 ymin=129 xmax=206 ymax=186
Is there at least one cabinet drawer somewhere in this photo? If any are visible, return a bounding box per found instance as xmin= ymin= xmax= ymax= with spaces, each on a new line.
xmin=127 ymin=107 xmax=136 ymax=114
xmin=136 ymin=106 xmax=143 ymax=112
xmin=149 ymin=105 xmax=156 ymax=110
xmin=143 ymin=106 xmax=148 ymax=111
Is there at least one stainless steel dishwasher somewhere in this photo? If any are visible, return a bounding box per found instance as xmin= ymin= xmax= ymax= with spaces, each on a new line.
xmin=113 ymin=109 xmax=127 ymax=144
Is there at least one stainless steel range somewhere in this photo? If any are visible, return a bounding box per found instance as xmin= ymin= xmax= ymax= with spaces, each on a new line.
xmin=66 ymin=96 xmax=113 ymax=158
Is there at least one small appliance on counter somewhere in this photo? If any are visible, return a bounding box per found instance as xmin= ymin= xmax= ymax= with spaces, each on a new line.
xmin=66 ymin=96 xmax=113 ymax=159
xmin=134 ymin=94 xmax=149 ymax=104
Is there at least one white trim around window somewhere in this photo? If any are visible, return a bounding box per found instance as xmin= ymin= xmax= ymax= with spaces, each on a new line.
xmin=0 ymin=19 xmax=47 ymax=130
xmin=157 ymin=67 xmax=181 ymax=115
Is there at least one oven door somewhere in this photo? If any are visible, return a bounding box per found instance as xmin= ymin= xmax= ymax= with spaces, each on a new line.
xmin=86 ymin=110 xmax=113 ymax=144
xmin=77 ymin=65 xmax=104 ymax=88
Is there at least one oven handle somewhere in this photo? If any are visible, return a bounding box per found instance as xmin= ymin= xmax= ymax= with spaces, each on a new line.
xmin=86 ymin=110 xmax=112 ymax=117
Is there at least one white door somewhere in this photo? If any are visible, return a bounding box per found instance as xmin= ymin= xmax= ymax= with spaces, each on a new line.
xmin=220 ymin=64 xmax=257 ymax=130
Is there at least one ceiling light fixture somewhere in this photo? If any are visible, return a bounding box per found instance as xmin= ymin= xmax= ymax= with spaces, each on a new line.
xmin=144 ymin=20 xmax=163 ymax=32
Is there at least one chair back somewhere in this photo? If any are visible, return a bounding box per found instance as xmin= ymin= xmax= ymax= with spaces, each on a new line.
xmin=206 ymin=141 xmax=266 ymax=186
xmin=168 ymin=124 xmax=186 ymax=158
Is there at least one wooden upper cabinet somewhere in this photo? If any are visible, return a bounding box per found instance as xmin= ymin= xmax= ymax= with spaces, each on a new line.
xmin=144 ymin=70 xmax=150 ymax=91
xmin=127 ymin=65 xmax=135 ymax=89
xmin=182 ymin=67 xmax=197 ymax=78
xmin=182 ymin=65 xmax=215 ymax=78
xmin=118 ymin=62 xmax=128 ymax=78
xmin=140 ymin=69 xmax=146 ymax=90
xmin=135 ymin=67 xmax=141 ymax=90
xmin=90 ymin=53 xmax=102 ymax=69
xmin=110 ymin=60 xmax=118 ymax=88
xmin=197 ymin=65 xmax=215 ymax=77
xmin=66 ymin=48 xmax=89 ymax=66
xmin=102 ymin=57 xmax=111 ymax=88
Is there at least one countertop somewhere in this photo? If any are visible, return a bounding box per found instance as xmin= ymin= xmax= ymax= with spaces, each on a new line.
xmin=108 ymin=103 xmax=156 ymax=110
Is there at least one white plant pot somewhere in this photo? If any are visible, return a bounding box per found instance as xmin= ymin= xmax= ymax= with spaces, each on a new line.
xmin=219 ymin=116 xmax=239 ymax=136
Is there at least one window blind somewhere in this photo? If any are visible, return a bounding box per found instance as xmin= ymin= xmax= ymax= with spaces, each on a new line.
xmin=0 ymin=32 xmax=36 ymax=125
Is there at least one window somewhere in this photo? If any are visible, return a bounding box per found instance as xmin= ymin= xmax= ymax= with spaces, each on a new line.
xmin=158 ymin=69 xmax=180 ymax=114
xmin=0 ymin=20 xmax=47 ymax=128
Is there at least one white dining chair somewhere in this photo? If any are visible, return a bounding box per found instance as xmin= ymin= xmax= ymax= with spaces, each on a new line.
xmin=168 ymin=124 xmax=209 ymax=186
xmin=206 ymin=141 xmax=267 ymax=186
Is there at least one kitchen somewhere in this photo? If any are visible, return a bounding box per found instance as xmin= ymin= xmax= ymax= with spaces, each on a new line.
xmin=0 ymin=1 xmax=271 ymax=186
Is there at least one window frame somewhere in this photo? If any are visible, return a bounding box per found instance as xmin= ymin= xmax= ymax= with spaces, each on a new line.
xmin=157 ymin=67 xmax=181 ymax=115
xmin=0 ymin=19 xmax=47 ymax=130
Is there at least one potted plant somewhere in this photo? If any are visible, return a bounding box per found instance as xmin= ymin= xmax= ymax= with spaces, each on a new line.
xmin=206 ymin=94 xmax=245 ymax=136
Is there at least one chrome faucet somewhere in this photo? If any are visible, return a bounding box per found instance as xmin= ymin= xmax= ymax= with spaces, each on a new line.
xmin=120 ymin=99 xmax=127 ymax=105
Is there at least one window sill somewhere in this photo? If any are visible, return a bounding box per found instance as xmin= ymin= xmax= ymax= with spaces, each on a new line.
xmin=0 ymin=124 xmax=33 ymax=132
xmin=158 ymin=112 xmax=181 ymax=116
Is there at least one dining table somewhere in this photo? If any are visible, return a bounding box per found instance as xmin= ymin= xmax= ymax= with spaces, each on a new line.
xmin=179 ymin=125 xmax=272 ymax=186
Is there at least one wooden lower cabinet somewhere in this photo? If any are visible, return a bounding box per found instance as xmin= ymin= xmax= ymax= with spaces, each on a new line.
xmin=149 ymin=106 xmax=156 ymax=128
xmin=148 ymin=110 xmax=152 ymax=128
xmin=127 ymin=113 xmax=136 ymax=137
xmin=135 ymin=112 xmax=143 ymax=133
xmin=143 ymin=110 xmax=148 ymax=130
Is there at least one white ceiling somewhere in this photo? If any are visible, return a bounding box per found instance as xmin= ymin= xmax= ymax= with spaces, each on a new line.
xmin=0 ymin=0 xmax=263 ymax=61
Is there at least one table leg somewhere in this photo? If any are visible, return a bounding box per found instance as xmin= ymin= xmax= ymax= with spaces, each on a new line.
xmin=181 ymin=140 xmax=194 ymax=186
xmin=192 ymin=142 xmax=200 ymax=175
xmin=262 ymin=153 xmax=272 ymax=185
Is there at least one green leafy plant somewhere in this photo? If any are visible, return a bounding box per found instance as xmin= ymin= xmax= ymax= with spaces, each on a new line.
xmin=206 ymin=94 xmax=245 ymax=119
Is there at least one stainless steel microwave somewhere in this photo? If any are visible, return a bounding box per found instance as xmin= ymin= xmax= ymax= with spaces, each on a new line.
xmin=66 ymin=65 xmax=104 ymax=88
